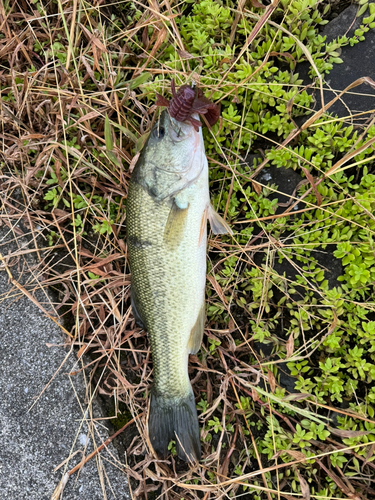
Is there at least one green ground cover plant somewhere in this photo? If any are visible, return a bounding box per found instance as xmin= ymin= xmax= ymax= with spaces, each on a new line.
xmin=1 ymin=0 xmax=375 ymax=498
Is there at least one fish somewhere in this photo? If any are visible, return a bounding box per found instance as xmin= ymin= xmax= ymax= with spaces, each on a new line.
xmin=126 ymin=109 xmax=231 ymax=462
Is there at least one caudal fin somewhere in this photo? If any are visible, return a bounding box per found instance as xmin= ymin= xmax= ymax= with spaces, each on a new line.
xmin=148 ymin=389 xmax=201 ymax=462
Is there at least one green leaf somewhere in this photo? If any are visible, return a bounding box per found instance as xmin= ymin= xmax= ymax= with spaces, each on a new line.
xmin=316 ymin=271 xmax=324 ymax=281
xmin=106 ymin=150 xmax=121 ymax=166
xmin=104 ymin=114 xmax=114 ymax=151
xmin=249 ymin=385 xmax=331 ymax=426
xmin=129 ymin=72 xmax=152 ymax=90
xmin=363 ymin=14 xmax=375 ymax=23
xmin=135 ymin=131 xmax=150 ymax=153
xmin=358 ymin=3 xmax=369 ymax=16
xmin=111 ymin=121 xmax=138 ymax=143
xmin=88 ymin=271 xmax=100 ymax=280
xmin=44 ymin=188 xmax=57 ymax=201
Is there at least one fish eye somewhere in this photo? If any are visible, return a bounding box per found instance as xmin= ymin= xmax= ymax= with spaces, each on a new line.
xmin=152 ymin=125 xmax=165 ymax=140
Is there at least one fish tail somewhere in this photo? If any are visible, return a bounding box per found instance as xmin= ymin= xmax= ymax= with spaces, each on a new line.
xmin=148 ymin=388 xmax=201 ymax=462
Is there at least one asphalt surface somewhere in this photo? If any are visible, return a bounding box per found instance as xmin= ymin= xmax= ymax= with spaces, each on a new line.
xmin=0 ymin=226 xmax=129 ymax=499
xmin=300 ymin=4 xmax=375 ymax=119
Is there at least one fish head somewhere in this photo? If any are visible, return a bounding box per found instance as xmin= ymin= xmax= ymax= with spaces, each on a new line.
xmin=132 ymin=110 xmax=206 ymax=201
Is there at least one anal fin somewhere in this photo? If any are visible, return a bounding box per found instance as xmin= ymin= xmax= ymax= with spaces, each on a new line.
xmin=188 ymin=304 xmax=205 ymax=354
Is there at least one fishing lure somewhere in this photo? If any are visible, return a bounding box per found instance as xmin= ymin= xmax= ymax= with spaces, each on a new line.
xmin=155 ymin=80 xmax=220 ymax=131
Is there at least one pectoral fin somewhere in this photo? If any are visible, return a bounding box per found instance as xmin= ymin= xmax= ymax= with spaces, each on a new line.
xmin=208 ymin=204 xmax=233 ymax=235
xmin=164 ymin=199 xmax=189 ymax=247
xmin=187 ymin=304 xmax=205 ymax=354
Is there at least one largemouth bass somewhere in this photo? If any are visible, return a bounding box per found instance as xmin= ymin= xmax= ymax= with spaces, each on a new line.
xmin=127 ymin=110 xmax=231 ymax=462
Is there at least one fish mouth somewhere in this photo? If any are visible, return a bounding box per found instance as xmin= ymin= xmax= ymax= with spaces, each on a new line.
xmin=161 ymin=109 xmax=199 ymax=143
